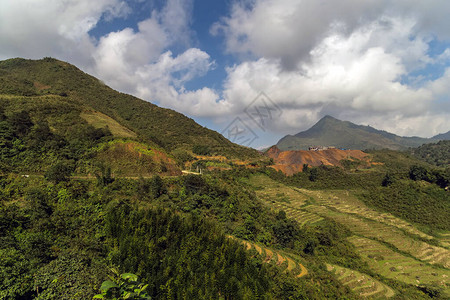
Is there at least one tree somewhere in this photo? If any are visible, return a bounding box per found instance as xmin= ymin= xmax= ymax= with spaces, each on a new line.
xmin=409 ymin=165 xmax=428 ymax=181
xmin=9 ymin=110 xmax=33 ymax=137
xmin=192 ymin=145 xmax=211 ymax=156
xmin=149 ymin=175 xmax=165 ymax=198
xmin=45 ymin=161 xmax=73 ymax=184
xmin=381 ymin=173 xmax=394 ymax=187
xmin=95 ymin=164 xmax=114 ymax=187
xmin=302 ymin=164 xmax=309 ymax=173
xmin=309 ymin=168 xmax=318 ymax=182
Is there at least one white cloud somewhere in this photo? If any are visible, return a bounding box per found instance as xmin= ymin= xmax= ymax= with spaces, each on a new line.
xmin=0 ymin=0 xmax=128 ymax=65
xmin=213 ymin=0 xmax=450 ymax=68
xmin=0 ymin=0 xmax=227 ymax=119
xmin=216 ymin=13 xmax=448 ymax=137
xmin=210 ymin=0 xmax=450 ymax=139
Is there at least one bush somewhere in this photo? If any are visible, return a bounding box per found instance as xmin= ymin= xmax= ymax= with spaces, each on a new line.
xmin=381 ymin=173 xmax=394 ymax=187
xmin=45 ymin=161 xmax=74 ymax=183
xmin=192 ymin=145 xmax=211 ymax=156
xmin=94 ymin=270 xmax=150 ymax=300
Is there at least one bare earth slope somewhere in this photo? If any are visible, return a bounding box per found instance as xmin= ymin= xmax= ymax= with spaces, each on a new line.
xmin=266 ymin=146 xmax=372 ymax=175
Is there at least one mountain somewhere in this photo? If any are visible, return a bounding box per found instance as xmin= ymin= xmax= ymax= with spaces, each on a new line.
xmin=433 ymin=131 xmax=450 ymax=141
xmin=0 ymin=58 xmax=257 ymax=158
xmin=277 ymin=115 xmax=448 ymax=151
xmin=0 ymin=57 xmax=261 ymax=175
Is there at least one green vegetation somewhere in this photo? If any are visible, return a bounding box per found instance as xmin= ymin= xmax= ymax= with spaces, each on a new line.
xmin=0 ymin=172 xmax=359 ymax=299
xmin=0 ymin=57 xmax=258 ymax=159
xmin=360 ymin=180 xmax=450 ymax=231
xmin=93 ymin=271 xmax=150 ymax=300
xmin=192 ymin=144 xmax=211 ymax=155
xmin=411 ymin=140 xmax=450 ymax=166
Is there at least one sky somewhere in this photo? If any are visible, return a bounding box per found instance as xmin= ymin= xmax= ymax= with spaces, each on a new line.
xmin=1 ymin=0 xmax=450 ymax=148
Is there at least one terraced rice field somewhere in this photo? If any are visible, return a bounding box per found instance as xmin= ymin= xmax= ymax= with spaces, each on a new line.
xmin=440 ymin=233 xmax=450 ymax=249
xmin=271 ymin=202 xmax=324 ymax=227
xmin=247 ymin=175 xmax=309 ymax=205
xmin=247 ymin=175 xmax=324 ymax=227
xmin=238 ymin=239 xmax=308 ymax=278
xmin=348 ymin=236 xmax=450 ymax=297
xmin=255 ymin=179 xmax=450 ymax=268
xmin=326 ymin=264 xmax=395 ymax=298
xmin=304 ymin=202 xmax=450 ymax=268
xmin=247 ymin=175 xmax=450 ymax=296
xmin=296 ymin=189 xmax=433 ymax=241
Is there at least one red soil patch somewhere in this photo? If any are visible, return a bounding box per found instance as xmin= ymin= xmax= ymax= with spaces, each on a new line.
xmin=266 ymin=146 xmax=372 ymax=176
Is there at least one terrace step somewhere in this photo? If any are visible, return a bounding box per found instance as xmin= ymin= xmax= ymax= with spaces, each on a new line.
xmin=326 ymin=263 xmax=395 ymax=298
xmin=229 ymin=236 xmax=308 ymax=278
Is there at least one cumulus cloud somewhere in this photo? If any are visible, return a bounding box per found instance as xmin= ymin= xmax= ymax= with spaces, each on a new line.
xmin=213 ymin=0 xmax=450 ymax=138
xmin=212 ymin=0 xmax=450 ymax=68
xmin=0 ymin=0 xmax=225 ymax=118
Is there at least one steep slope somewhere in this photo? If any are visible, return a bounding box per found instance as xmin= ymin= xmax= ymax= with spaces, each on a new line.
xmin=0 ymin=57 xmax=258 ymax=158
xmin=277 ymin=115 xmax=446 ymax=150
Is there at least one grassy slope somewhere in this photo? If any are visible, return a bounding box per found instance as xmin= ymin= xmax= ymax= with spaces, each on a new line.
xmin=0 ymin=57 xmax=258 ymax=158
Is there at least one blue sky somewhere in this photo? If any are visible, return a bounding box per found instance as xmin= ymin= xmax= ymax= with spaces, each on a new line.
xmin=1 ymin=0 xmax=450 ymax=148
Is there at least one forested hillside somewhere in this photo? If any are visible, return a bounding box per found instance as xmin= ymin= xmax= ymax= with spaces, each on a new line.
xmin=411 ymin=140 xmax=450 ymax=167
xmin=0 ymin=58 xmax=257 ymax=158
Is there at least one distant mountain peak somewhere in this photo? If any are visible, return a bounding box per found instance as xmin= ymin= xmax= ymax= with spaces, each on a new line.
xmin=278 ymin=116 xmax=448 ymax=151
xmin=315 ymin=115 xmax=340 ymax=125
xmin=321 ymin=115 xmax=338 ymax=120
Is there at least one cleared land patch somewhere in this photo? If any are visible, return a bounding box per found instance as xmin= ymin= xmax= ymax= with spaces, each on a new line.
xmin=80 ymin=110 xmax=137 ymax=138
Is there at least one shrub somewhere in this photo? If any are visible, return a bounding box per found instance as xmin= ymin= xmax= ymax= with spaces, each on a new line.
xmin=45 ymin=161 xmax=73 ymax=184
xmin=192 ymin=145 xmax=211 ymax=156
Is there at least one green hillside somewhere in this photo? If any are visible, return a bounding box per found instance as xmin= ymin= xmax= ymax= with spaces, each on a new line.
xmin=277 ymin=115 xmax=445 ymax=150
xmin=0 ymin=57 xmax=257 ymax=158
xmin=411 ymin=140 xmax=450 ymax=167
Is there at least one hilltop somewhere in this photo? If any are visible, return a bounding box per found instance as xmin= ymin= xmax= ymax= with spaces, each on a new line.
xmin=277 ymin=115 xmax=449 ymax=151
xmin=0 ymin=57 xmax=257 ymax=158
xmin=0 ymin=58 xmax=260 ymax=175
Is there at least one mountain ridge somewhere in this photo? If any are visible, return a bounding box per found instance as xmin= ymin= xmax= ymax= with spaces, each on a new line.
xmin=0 ymin=57 xmax=258 ymax=159
xmin=277 ymin=115 xmax=449 ymax=151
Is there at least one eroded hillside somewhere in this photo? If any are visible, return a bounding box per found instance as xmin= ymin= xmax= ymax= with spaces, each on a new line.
xmin=266 ymin=146 xmax=374 ymax=175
